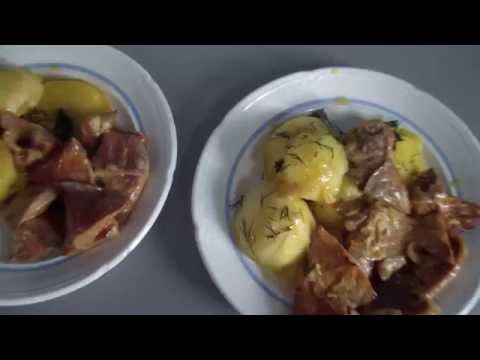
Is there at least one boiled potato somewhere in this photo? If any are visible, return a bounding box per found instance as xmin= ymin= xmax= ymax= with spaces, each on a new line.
xmin=310 ymin=202 xmax=344 ymax=230
xmin=36 ymin=79 xmax=113 ymax=124
xmin=271 ymin=116 xmax=330 ymax=139
xmin=338 ymin=175 xmax=362 ymax=202
xmin=264 ymin=135 xmax=289 ymax=181
xmin=273 ymin=132 xmax=348 ymax=203
xmin=392 ymin=128 xmax=429 ymax=183
xmin=0 ymin=68 xmax=44 ymax=116
xmin=264 ymin=116 xmax=330 ymax=180
xmin=233 ymin=182 xmax=315 ymax=269
xmin=0 ymin=140 xmax=18 ymax=202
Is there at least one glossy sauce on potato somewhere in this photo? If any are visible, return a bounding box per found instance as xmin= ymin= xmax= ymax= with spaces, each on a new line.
xmin=233 ymin=182 xmax=315 ymax=270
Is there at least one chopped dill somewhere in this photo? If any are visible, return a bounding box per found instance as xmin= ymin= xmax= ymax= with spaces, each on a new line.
xmin=241 ymin=218 xmax=255 ymax=254
xmin=264 ymin=223 xmax=294 ymax=239
xmin=280 ymin=206 xmax=290 ymax=220
xmin=260 ymin=191 xmax=275 ymax=208
xmin=274 ymin=159 xmax=285 ymax=173
xmin=313 ymin=141 xmax=334 ymax=159
xmin=387 ymin=120 xmax=399 ymax=128
xmin=286 ymin=152 xmax=306 ymax=165
xmin=264 ymin=224 xmax=280 ymax=238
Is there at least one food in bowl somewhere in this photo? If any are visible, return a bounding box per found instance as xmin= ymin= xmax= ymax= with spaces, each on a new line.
xmin=0 ymin=67 xmax=150 ymax=263
xmin=232 ymin=110 xmax=480 ymax=315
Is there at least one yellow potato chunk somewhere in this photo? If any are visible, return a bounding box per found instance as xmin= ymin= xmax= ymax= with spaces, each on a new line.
xmin=273 ymin=132 xmax=348 ymax=203
xmin=264 ymin=116 xmax=330 ymax=180
xmin=0 ymin=140 xmax=18 ymax=202
xmin=36 ymin=79 xmax=113 ymax=123
xmin=310 ymin=202 xmax=344 ymax=230
xmin=0 ymin=68 xmax=44 ymax=116
xmin=392 ymin=128 xmax=429 ymax=183
xmin=338 ymin=175 xmax=362 ymax=202
xmin=233 ymin=182 xmax=315 ymax=270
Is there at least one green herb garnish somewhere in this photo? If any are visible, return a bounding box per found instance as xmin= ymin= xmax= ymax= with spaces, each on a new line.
xmin=280 ymin=206 xmax=290 ymax=220
xmin=387 ymin=120 xmax=400 ymax=128
xmin=286 ymin=152 xmax=306 ymax=165
xmin=260 ymin=191 xmax=275 ymax=208
xmin=313 ymin=141 xmax=334 ymax=159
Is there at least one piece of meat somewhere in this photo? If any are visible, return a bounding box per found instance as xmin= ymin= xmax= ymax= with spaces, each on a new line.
xmin=410 ymin=169 xmax=446 ymax=215
xmin=359 ymin=269 xmax=436 ymax=315
xmin=93 ymin=131 xmax=149 ymax=222
xmin=79 ymin=111 xmax=116 ymax=150
xmin=293 ymin=226 xmax=376 ymax=315
xmin=410 ymin=169 xmax=480 ymax=235
xmin=347 ymin=202 xmax=414 ymax=276
xmin=364 ymin=159 xmax=411 ymax=214
xmin=410 ymin=169 xmax=447 ymax=216
xmin=21 ymin=109 xmax=52 ymax=130
xmin=337 ymin=198 xmax=370 ymax=232
xmin=377 ymin=256 xmax=407 ymax=281
xmin=0 ymin=110 xmax=57 ymax=170
xmin=344 ymin=120 xmax=396 ymax=188
xmin=29 ymin=138 xmax=94 ymax=185
xmin=406 ymin=212 xmax=461 ymax=299
xmin=362 ymin=211 xmax=463 ymax=314
xmin=61 ymin=182 xmax=129 ymax=253
xmin=436 ymin=195 xmax=480 ymax=236
xmin=293 ymin=279 xmax=338 ymax=315
xmin=2 ymin=185 xmax=57 ymax=228
xmin=92 ymin=131 xmax=148 ymax=175
xmin=11 ymin=214 xmax=62 ymax=262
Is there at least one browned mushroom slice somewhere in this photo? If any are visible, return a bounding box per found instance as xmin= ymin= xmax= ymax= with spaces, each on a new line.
xmin=29 ymin=138 xmax=94 ymax=185
xmin=364 ymin=159 xmax=411 ymax=214
xmin=0 ymin=111 xmax=57 ymax=170
xmin=346 ymin=202 xmax=414 ymax=276
xmin=293 ymin=226 xmax=376 ymax=315
xmin=11 ymin=214 xmax=62 ymax=263
xmin=61 ymin=182 xmax=128 ymax=253
xmin=93 ymin=131 xmax=149 ymax=222
xmin=344 ymin=120 xmax=396 ymax=188
xmin=2 ymin=185 xmax=57 ymax=228
xmin=79 ymin=111 xmax=117 ymax=150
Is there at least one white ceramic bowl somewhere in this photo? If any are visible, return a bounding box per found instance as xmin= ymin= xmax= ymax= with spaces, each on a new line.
xmin=192 ymin=67 xmax=480 ymax=315
xmin=0 ymin=45 xmax=177 ymax=305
